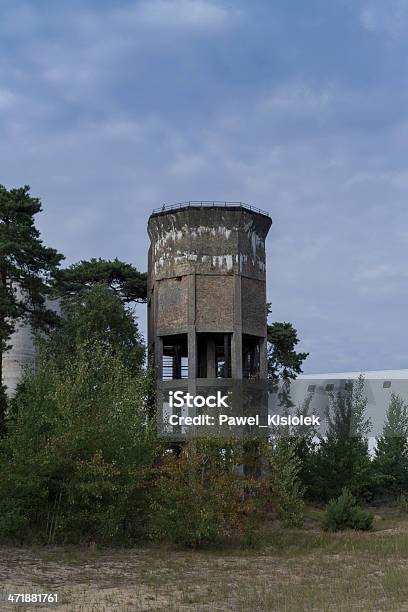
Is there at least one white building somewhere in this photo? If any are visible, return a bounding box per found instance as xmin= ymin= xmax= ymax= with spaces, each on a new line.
xmin=269 ymin=370 xmax=408 ymax=438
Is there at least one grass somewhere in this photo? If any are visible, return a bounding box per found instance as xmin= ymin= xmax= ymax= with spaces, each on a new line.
xmin=1 ymin=506 xmax=408 ymax=610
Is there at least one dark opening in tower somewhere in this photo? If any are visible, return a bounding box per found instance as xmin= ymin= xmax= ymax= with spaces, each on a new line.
xmin=162 ymin=334 xmax=188 ymax=380
xmin=197 ymin=333 xmax=232 ymax=379
xmin=242 ymin=334 xmax=261 ymax=379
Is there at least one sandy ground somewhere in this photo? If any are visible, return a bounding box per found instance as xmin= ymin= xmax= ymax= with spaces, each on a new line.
xmin=1 ymin=510 xmax=408 ymax=611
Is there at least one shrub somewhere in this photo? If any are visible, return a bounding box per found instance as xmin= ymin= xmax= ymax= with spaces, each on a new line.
xmin=266 ymin=437 xmax=305 ymax=527
xmin=148 ymin=439 xmax=261 ymax=548
xmin=373 ymin=394 xmax=408 ymax=500
xmin=311 ymin=436 xmax=374 ymax=502
xmin=43 ymin=283 xmax=145 ymax=375
xmin=322 ymin=488 xmax=373 ymax=532
xmin=308 ymin=377 xmax=374 ymax=503
xmin=398 ymin=493 xmax=408 ymax=513
xmin=0 ymin=344 xmax=161 ymax=544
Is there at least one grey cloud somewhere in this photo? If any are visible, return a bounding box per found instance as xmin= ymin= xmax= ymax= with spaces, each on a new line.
xmin=1 ymin=1 xmax=408 ymax=373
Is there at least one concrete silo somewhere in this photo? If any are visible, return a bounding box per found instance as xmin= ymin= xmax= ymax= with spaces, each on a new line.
xmin=2 ymin=286 xmax=60 ymax=397
xmin=147 ymin=201 xmax=272 ymax=438
xmin=2 ymin=318 xmax=37 ymax=396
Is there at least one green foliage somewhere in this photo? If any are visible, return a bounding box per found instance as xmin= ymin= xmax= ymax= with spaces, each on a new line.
xmin=0 ymin=184 xmax=63 ymax=428
xmin=0 ymin=280 xmax=150 ymax=544
xmin=322 ymin=488 xmax=373 ymax=532
xmin=381 ymin=393 xmax=408 ymax=438
xmin=265 ymin=437 xmax=305 ymax=527
xmin=148 ymin=434 xmax=305 ymax=547
xmin=0 ymin=184 xmax=63 ymax=339
xmin=398 ymin=493 xmax=408 ymax=513
xmin=265 ymin=308 xmax=310 ymax=506
xmin=0 ymin=344 xmax=161 ymax=544
xmin=266 ymin=308 xmax=309 ymax=416
xmin=290 ymin=395 xmax=319 ymax=495
xmin=40 ymin=284 xmax=144 ymax=375
xmin=275 ymin=393 xmax=317 ymax=491
xmin=312 ymin=437 xmax=373 ymax=502
xmin=309 ymin=376 xmax=374 ymax=502
xmin=148 ymin=440 xmax=260 ymax=548
xmin=0 ymin=386 xmax=8 ymax=435
xmin=267 ymin=393 xmax=318 ymax=499
xmin=373 ymin=394 xmax=408 ymax=499
xmin=267 ymin=311 xmax=309 ymax=391
xmin=326 ymin=375 xmax=372 ymax=439
xmin=55 ymin=257 xmax=147 ymax=303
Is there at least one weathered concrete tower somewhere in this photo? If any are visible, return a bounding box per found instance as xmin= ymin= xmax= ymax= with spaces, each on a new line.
xmin=2 ymin=318 xmax=36 ymax=396
xmin=2 ymin=287 xmax=60 ymax=397
xmin=147 ymin=202 xmax=272 ymax=436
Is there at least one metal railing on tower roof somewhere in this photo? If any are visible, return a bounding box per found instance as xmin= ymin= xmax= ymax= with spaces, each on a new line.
xmin=151 ymin=201 xmax=270 ymax=217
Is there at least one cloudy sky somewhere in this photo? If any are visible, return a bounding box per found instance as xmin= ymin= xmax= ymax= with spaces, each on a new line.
xmin=1 ymin=0 xmax=408 ymax=373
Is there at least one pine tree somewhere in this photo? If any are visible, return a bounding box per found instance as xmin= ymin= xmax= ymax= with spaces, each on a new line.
xmin=267 ymin=318 xmax=309 ymax=391
xmin=0 ymin=185 xmax=63 ymax=429
xmin=267 ymin=436 xmax=305 ymax=527
xmin=373 ymin=394 xmax=408 ymax=499
xmin=291 ymin=393 xmax=318 ymax=495
xmin=310 ymin=375 xmax=373 ymax=502
xmin=266 ymin=305 xmax=309 ymax=413
xmin=55 ymin=258 xmax=147 ymax=304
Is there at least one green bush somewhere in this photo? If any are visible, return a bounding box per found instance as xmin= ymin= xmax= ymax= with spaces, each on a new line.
xmin=308 ymin=376 xmax=374 ymax=503
xmin=322 ymin=488 xmax=373 ymax=532
xmin=265 ymin=437 xmax=305 ymax=527
xmin=398 ymin=493 xmax=408 ymax=513
xmin=0 ymin=345 xmax=161 ymax=544
xmin=373 ymin=394 xmax=408 ymax=500
xmin=148 ymin=440 xmax=261 ymax=548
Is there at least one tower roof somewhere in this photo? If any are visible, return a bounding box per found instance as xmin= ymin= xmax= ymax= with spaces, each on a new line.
xmin=150 ymin=201 xmax=270 ymax=219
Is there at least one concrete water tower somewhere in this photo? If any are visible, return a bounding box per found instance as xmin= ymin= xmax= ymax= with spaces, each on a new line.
xmin=147 ymin=202 xmax=272 ymax=436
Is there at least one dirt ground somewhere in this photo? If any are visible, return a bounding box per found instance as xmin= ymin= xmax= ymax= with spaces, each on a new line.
xmin=1 ymin=507 xmax=408 ymax=611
